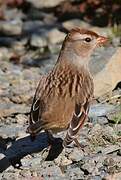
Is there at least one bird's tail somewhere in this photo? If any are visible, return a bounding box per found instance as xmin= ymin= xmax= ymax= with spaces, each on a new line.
xmin=63 ymin=101 xmax=89 ymax=147
xmin=63 ymin=113 xmax=86 ymax=147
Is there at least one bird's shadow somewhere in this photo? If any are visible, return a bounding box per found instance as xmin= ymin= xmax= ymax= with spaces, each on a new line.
xmin=0 ymin=132 xmax=63 ymax=173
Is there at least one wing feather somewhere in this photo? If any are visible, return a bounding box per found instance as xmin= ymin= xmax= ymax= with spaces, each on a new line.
xmin=27 ymin=75 xmax=46 ymax=134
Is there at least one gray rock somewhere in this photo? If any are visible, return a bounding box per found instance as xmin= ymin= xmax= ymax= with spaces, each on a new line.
xmin=21 ymin=153 xmax=46 ymax=169
xmin=63 ymin=19 xmax=90 ymax=30
xmin=0 ymin=48 xmax=12 ymax=61
xmin=81 ymin=159 xmax=97 ymax=174
xmin=0 ymin=101 xmax=30 ymax=117
xmin=15 ymin=114 xmax=28 ymax=125
xmin=90 ymin=116 xmax=108 ymax=125
xmin=48 ymin=44 xmax=62 ymax=54
xmin=0 ymin=172 xmax=18 ymax=180
xmin=100 ymin=145 xmax=121 ymax=155
xmin=43 ymin=13 xmax=57 ymax=25
xmin=31 ymin=157 xmax=42 ymax=167
xmin=22 ymin=20 xmax=44 ymax=34
xmin=88 ymin=175 xmax=102 ymax=180
xmin=4 ymin=8 xmax=25 ymax=21
xmin=0 ymin=124 xmax=25 ymax=138
xmin=47 ymin=28 xmax=66 ymax=44
xmin=7 ymin=73 xmax=38 ymax=103
xmin=0 ymin=60 xmax=22 ymax=75
xmin=0 ymin=20 xmax=22 ymax=36
xmin=103 ymin=156 xmax=121 ymax=174
xmin=68 ymin=148 xmax=84 ymax=162
xmin=31 ymin=34 xmax=47 ymax=47
xmin=112 ymin=37 xmax=121 ymax=47
xmin=9 ymin=79 xmax=33 ymax=95
xmin=66 ymin=166 xmax=84 ymax=180
xmin=89 ymin=103 xmax=117 ymax=117
xmin=35 ymin=55 xmax=57 ymax=73
xmin=38 ymin=161 xmax=64 ymax=179
xmin=11 ymin=38 xmax=28 ymax=55
xmin=21 ymin=155 xmax=33 ymax=168
xmin=90 ymin=46 xmax=116 ymax=76
xmin=22 ymin=68 xmax=40 ymax=80
xmin=17 ymin=169 xmax=32 ymax=179
xmin=54 ymin=151 xmax=72 ymax=166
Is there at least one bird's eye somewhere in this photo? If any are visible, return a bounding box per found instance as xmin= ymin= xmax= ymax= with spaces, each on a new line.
xmin=84 ymin=37 xmax=92 ymax=42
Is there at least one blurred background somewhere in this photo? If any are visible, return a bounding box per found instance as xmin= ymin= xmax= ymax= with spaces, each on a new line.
xmin=0 ymin=0 xmax=120 ymax=66
xmin=0 ymin=1 xmax=121 ymax=179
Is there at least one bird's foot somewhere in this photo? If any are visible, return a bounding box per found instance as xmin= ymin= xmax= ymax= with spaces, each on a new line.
xmin=26 ymin=126 xmax=37 ymax=141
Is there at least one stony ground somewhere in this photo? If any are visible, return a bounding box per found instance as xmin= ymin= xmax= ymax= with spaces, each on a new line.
xmin=0 ymin=1 xmax=121 ymax=180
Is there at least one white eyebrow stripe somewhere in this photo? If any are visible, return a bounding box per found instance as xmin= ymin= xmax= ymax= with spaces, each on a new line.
xmin=72 ymin=33 xmax=92 ymax=41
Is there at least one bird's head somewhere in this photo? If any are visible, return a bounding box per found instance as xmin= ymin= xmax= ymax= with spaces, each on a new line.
xmin=61 ymin=28 xmax=108 ymax=62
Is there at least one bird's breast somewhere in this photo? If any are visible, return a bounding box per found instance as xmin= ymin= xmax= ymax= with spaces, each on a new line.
xmin=41 ymin=70 xmax=93 ymax=132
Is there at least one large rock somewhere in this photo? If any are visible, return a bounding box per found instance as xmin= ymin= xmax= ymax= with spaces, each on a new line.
xmin=90 ymin=47 xmax=121 ymax=97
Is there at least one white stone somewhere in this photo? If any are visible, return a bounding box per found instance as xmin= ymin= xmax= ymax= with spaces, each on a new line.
xmin=47 ymin=28 xmax=66 ymax=44
xmin=31 ymin=34 xmax=47 ymax=47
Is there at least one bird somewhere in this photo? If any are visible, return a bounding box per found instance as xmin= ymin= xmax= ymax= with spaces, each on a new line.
xmin=26 ymin=28 xmax=108 ymax=148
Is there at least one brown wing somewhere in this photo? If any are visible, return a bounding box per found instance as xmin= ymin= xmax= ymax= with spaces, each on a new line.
xmin=63 ymin=101 xmax=89 ymax=147
xmin=27 ymin=75 xmax=46 ymax=134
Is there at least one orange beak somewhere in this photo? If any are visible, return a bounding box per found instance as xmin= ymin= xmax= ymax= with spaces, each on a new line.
xmin=97 ymin=36 xmax=108 ymax=46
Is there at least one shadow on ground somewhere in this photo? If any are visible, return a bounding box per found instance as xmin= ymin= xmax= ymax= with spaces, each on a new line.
xmin=0 ymin=132 xmax=63 ymax=173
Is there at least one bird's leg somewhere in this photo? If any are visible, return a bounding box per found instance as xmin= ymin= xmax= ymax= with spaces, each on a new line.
xmin=45 ymin=130 xmax=55 ymax=146
xmin=26 ymin=120 xmax=43 ymax=141
xmin=73 ymin=138 xmax=85 ymax=150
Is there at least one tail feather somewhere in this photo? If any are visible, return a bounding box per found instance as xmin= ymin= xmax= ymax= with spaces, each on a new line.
xmin=63 ymin=101 xmax=89 ymax=147
xmin=63 ymin=113 xmax=86 ymax=146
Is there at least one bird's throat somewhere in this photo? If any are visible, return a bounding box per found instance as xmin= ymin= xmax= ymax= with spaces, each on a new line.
xmin=58 ymin=49 xmax=91 ymax=71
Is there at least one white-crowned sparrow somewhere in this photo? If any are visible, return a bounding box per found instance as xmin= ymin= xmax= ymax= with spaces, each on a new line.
xmin=26 ymin=28 xmax=108 ymax=147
